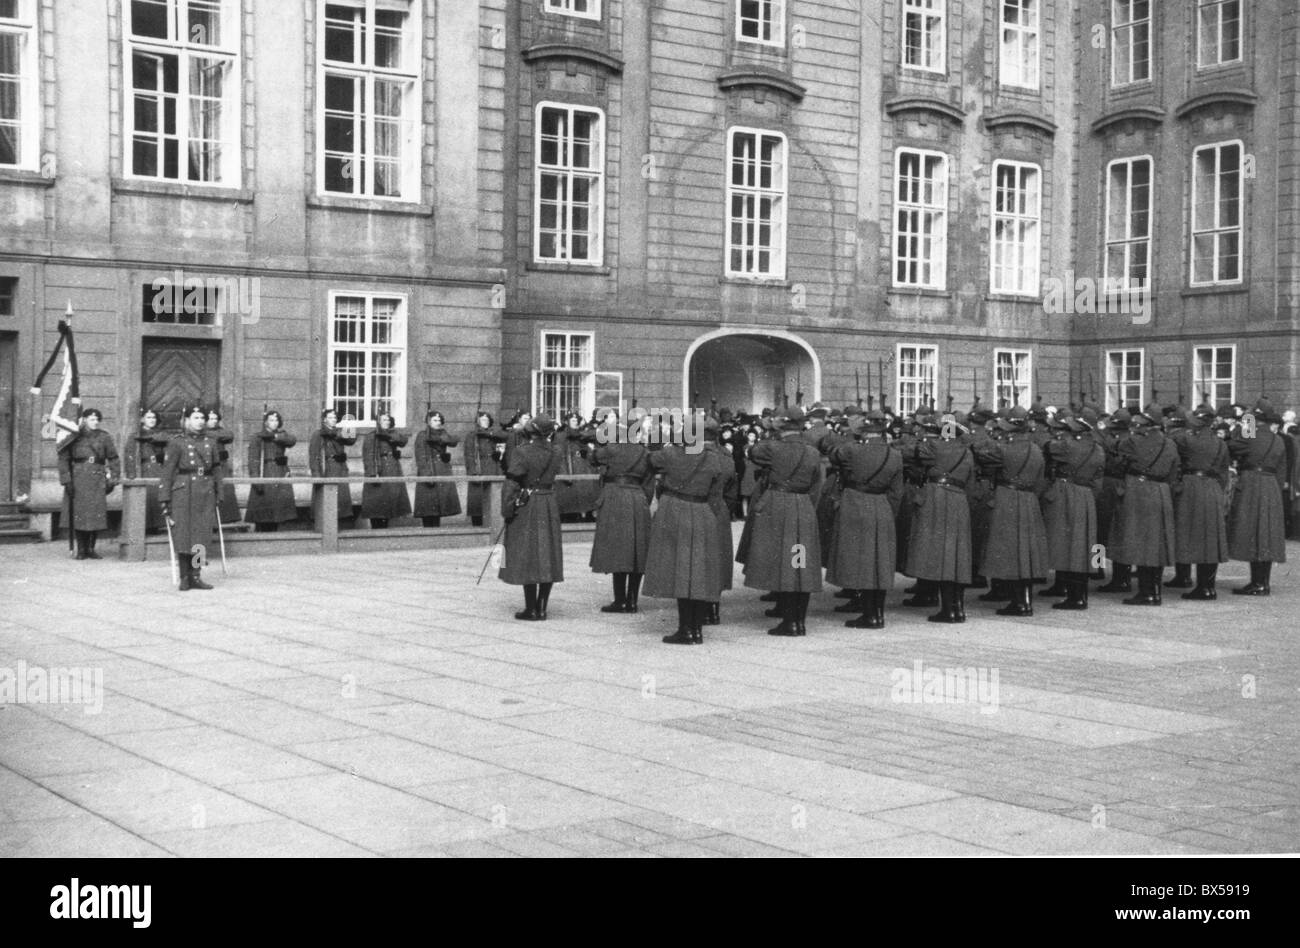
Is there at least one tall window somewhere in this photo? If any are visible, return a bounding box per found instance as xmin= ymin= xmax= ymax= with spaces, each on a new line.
xmin=1198 ymin=0 xmax=1241 ymax=68
xmin=1105 ymin=349 xmax=1144 ymax=412
xmin=1191 ymin=140 xmax=1243 ymax=286
xmin=894 ymin=149 xmax=948 ymax=289
xmin=535 ymin=103 xmax=605 ymax=265
xmin=902 ymin=0 xmax=945 ymax=72
xmin=994 ymin=350 xmax=1032 ymax=409
xmin=1104 ymin=157 xmax=1152 ymax=294
xmin=737 ymin=1 xmax=783 ymax=46
xmin=329 ymin=293 xmax=406 ymax=424
xmin=1000 ymin=0 xmax=1039 ymax=89
xmin=1111 ymin=0 xmax=1151 ymax=86
xmin=536 ymin=332 xmax=593 ymax=419
xmin=0 ymin=276 xmax=15 ymax=316
xmin=125 ymin=0 xmax=241 ymax=184
xmin=1193 ymin=346 xmax=1235 ymax=406
xmin=990 ymin=161 xmax=1040 ymax=296
xmin=897 ymin=345 xmax=938 ymax=415
xmin=319 ymin=0 xmax=421 ymax=200
xmin=544 ymin=0 xmax=599 ymax=20
xmin=726 ymin=128 xmax=787 ymax=278
xmin=0 ymin=0 xmax=37 ymax=169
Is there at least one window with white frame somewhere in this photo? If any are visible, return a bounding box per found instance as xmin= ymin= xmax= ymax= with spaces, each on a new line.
xmin=125 ymin=0 xmax=240 ymax=184
xmin=544 ymin=0 xmax=600 ymax=20
xmin=990 ymin=161 xmax=1040 ymax=296
xmin=1191 ymin=140 xmax=1243 ymax=286
xmin=535 ymin=103 xmax=604 ymax=265
xmin=1104 ymin=156 xmax=1152 ymax=294
xmin=902 ymin=0 xmax=945 ymax=72
xmin=1198 ymin=0 xmax=1241 ymax=68
xmin=536 ymin=332 xmax=594 ymax=419
xmin=737 ymin=0 xmax=784 ymax=46
xmin=1111 ymin=0 xmax=1151 ymax=86
xmin=319 ymin=0 xmax=421 ymax=200
xmin=897 ymin=345 xmax=938 ymax=415
xmin=329 ymin=293 xmax=407 ymax=424
xmin=894 ymin=149 xmax=948 ymax=289
xmin=727 ymin=128 xmax=787 ymax=278
xmin=994 ymin=350 xmax=1032 ymax=409
xmin=0 ymin=0 xmax=37 ymax=169
xmin=1193 ymin=346 xmax=1235 ymax=406
xmin=1000 ymin=0 xmax=1039 ymax=89
xmin=1105 ymin=349 xmax=1143 ymax=412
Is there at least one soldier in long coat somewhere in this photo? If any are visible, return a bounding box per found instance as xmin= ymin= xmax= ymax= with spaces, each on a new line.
xmin=499 ymin=414 xmax=563 ymax=620
xmin=1042 ymin=416 xmax=1104 ymax=609
xmin=827 ymin=411 xmax=903 ymax=629
xmin=246 ymin=410 xmax=297 ymax=531
xmin=1111 ymin=408 xmax=1179 ymax=605
xmin=309 ymin=409 xmax=357 ymax=524
xmin=1170 ymin=404 xmax=1230 ymax=599
xmin=412 ymin=410 xmax=462 ymax=526
xmin=206 ymin=409 xmax=241 ymax=524
xmin=361 ymin=413 xmax=411 ymax=528
xmin=1095 ymin=409 xmax=1134 ymax=593
xmin=966 ymin=403 xmax=997 ymax=589
xmin=643 ymin=432 xmax=730 ymax=644
xmin=57 ymin=408 xmax=120 ymax=560
xmin=743 ymin=408 xmax=824 ymax=637
xmin=1227 ymin=400 xmax=1288 ymax=595
xmin=895 ymin=419 xmax=927 ymax=599
xmin=704 ymin=419 xmax=739 ymax=624
xmin=160 ymin=406 xmax=220 ymax=590
xmin=589 ymin=408 xmax=654 ymax=614
xmin=122 ymin=408 xmax=168 ymax=534
xmin=904 ymin=417 xmax=974 ymax=623
xmin=556 ymin=412 xmax=601 ymax=521
xmin=465 ymin=411 xmax=506 ymax=527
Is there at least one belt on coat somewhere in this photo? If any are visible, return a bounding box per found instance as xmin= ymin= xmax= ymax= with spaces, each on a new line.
xmin=1237 ymin=465 xmax=1278 ymax=474
xmin=928 ymin=474 xmax=966 ymax=488
xmin=766 ymin=484 xmax=811 ymax=494
xmin=1055 ymin=476 xmax=1095 ymax=488
xmin=997 ymin=482 xmax=1034 ymax=491
xmin=844 ymin=483 xmax=890 ymax=495
xmin=665 ymin=489 xmax=710 ymax=503
xmin=604 ymin=475 xmax=644 ymax=486
xmin=1129 ymin=473 xmax=1168 ymax=483
xmin=1185 ymin=469 xmax=1214 ymax=477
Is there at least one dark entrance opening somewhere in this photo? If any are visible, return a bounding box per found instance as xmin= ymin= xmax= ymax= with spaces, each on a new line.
xmin=686 ymin=333 xmax=817 ymax=416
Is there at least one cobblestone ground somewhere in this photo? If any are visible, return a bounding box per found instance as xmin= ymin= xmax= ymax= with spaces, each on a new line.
xmin=1 ymin=532 xmax=1297 ymax=857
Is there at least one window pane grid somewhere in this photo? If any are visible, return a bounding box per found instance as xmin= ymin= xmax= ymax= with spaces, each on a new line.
xmin=536 ymin=105 xmax=603 ymax=264
xmin=897 ymin=346 xmax=938 ymax=416
xmin=1104 ymin=157 xmax=1152 ymax=293
xmin=1193 ymin=346 xmax=1235 ymax=406
xmin=1192 ymin=142 xmax=1243 ymax=285
xmin=1199 ymin=0 xmax=1241 ymax=67
xmin=726 ymin=130 xmax=786 ymax=277
xmin=894 ymin=150 xmax=947 ymax=289
xmin=329 ymin=294 xmax=405 ymax=423
xmin=1111 ymin=0 xmax=1151 ymax=85
xmin=995 ymin=350 xmax=1032 ymax=408
xmin=1000 ymin=0 xmax=1039 ymax=88
xmin=738 ymin=0 xmax=782 ymax=45
xmin=991 ymin=162 xmax=1040 ymax=295
xmin=1106 ymin=350 xmax=1144 ymax=412
xmin=903 ymin=0 xmax=945 ymax=71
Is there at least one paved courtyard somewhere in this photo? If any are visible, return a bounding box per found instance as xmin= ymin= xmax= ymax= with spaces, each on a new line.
xmin=2 ymin=532 xmax=1298 ymax=858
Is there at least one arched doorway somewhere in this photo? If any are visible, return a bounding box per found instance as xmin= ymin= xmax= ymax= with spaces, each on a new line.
xmin=683 ymin=329 xmax=820 ymax=416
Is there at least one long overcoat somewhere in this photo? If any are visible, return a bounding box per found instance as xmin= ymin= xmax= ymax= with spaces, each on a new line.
xmin=826 ymin=438 xmax=903 ymax=590
xmin=499 ymin=439 xmax=564 ymax=585
xmin=1227 ymin=428 xmax=1288 ymax=563
xmin=246 ymin=429 xmax=298 ymax=524
xmin=1042 ymin=434 xmax=1104 ymax=573
xmin=58 ymin=429 xmax=120 ymax=533
xmin=589 ymin=441 xmax=654 ymax=574
xmin=643 ymin=444 xmax=730 ymax=601
xmin=1171 ymin=427 xmax=1229 ymax=564
xmin=741 ymin=432 xmax=824 ymax=593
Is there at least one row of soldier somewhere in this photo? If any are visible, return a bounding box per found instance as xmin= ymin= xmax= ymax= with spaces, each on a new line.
xmin=494 ymin=396 xmax=1291 ymax=642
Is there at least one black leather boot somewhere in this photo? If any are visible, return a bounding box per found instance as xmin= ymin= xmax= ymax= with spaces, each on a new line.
xmin=1123 ymin=567 xmax=1160 ymax=605
xmin=536 ymin=583 xmax=553 ymax=619
xmin=795 ymin=593 xmax=810 ymax=635
xmin=978 ymin=579 xmax=1012 ymax=602
xmin=845 ymin=589 xmax=883 ymax=628
xmin=664 ymin=599 xmax=696 ymax=644
xmin=190 ymin=567 xmax=214 ymax=591
xmin=178 ymin=561 xmax=192 ymax=591
xmin=902 ymin=581 xmax=921 ymax=595
xmin=834 ymin=591 xmax=866 ymax=613
xmin=902 ymin=580 xmax=938 ymax=607
xmin=952 ymin=585 xmax=966 ymax=623
xmin=1183 ymin=563 xmax=1218 ymax=600
xmin=1052 ymin=573 xmax=1088 ymax=610
xmin=927 ymin=582 xmax=960 ymax=623
xmin=515 ymin=584 xmax=540 ymax=620
xmin=997 ymin=581 xmax=1033 ymax=616
xmin=768 ymin=594 xmax=803 ymax=636
xmin=834 ymin=587 xmax=856 ymax=599
xmin=1097 ymin=563 xmax=1132 ymax=593
xmin=74 ymin=531 xmax=88 ymax=560
xmin=1233 ymin=562 xmax=1270 ymax=596
xmin=601 ymin=573 xmax=628 ymax=613
xmin=759 ymin=591 xmax=779 ymax=602
xmin=692 ymin=601 xmax=709 ymax=643
xmin=85 ymin=532 xmax=103 ymax=560
xmin=626 ymin=573 xmax=642 ymax=612
xmin=1166 ymin=563 xmax=1193 ymax=588
xmin=1038 ymin=573 xmax=1066 ymax=598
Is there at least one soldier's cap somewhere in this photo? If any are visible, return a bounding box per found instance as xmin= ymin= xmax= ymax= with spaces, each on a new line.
xmin=1047 ymin=412 xmax=1071 ymax=429
xmin=863 ymin=409 xmax=888 ymax=432
xmin=807 ymin=403 xmax=830 ymax=419
xmin=997 ymin=405 xmax=1029 ymax=431
xmin=845 ymin=413 xmax=867 ymax=433
xmin=1110 ymin=407 xmax=1132 ymax=428
xmin=1165 ymin=406 xmax=1190 ymax=427
xmin=1028 ymin=404 xmax=1048 ymax=422
xmin=843 ymin=404 xmax=863 ymax=417
xmin=1065 ymin=416 xmax=1090 ymax=433
xmin=526 ymin=413 xmax=557 ymax=436
xmin=1254 ymin=397 xmax=1282 ymax=424
xmin=1079 ymin=405 xmax=1100 ymax=426
xmin=1130 ymin=410 xmax=1158 ymax=427
xmin=968 ymin=406 xmax=995 ymax=425
xmin=760 ymin=407 xmax=774 ymax=418
xmin=781 ymin=407 xmax=807 ymax=429
xmin=1192 ymin=401 xmax=1217 ymax=420
xmin=1161 ymin=403 xmax=1180 ymax=418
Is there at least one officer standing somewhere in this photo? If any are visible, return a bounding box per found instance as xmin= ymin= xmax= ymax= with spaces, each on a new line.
xmin=465 ymin=411 xmax=506 ymax=527
xmin=1227 ymin=399 xmax=1288 ymax=595
xmin=973 ymin=405 xmax=1049 ymax=617
xmin=57 ymin=408 xmax=120 ymax=560
xmin=1112 ymin=406 xmax=1179 ymax=605
xmin=361 ymin=412 xmax=411 ymax=528
xmin=1170 ymin=403 xmax=1230 ymax=599
xmin=589 ymin=407 xmax=654 ymax=614
xmin=826 ymin=410 xmax=903 ymax=628
xmin=412 ymin=410 xmax=462 ymax=527
xmin=309 ymin=409 xmax=357 ymax=525
xmin=743 ymin=408 xmax=823 ymax=636
xmin=160 ymin=406 xmax=221 ymax=591
xmin=1042 ymin=415 xmax=1104 ymax=609
xmin=246 ymin=410 xmax=297 ymax=532
xmin=123 ymin=407 xmax=168 ymax=534
xmin=499 ymin=414 xmax=563 ymax=620
xmin=904 ymin=411 xmax=974 ymax=623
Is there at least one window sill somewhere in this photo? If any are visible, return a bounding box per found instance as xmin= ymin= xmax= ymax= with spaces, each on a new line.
xmin=889 ymin=286 xmax=951 ymax=299
xmin=1181 ymin=283 xmax=1247 ymax=298
xmin=0 ymin=167 xmax=55 ymax=188
xmin=308 ymin=195 xmax=433 ymax=216
xmin=526 ymin=262 xmax=611 ymax=275
xmin=985 ymin=292 xmax=1042 ymax=304
xmin=719 ymin=276 xmax=791 ymax=289
xmin=112 ymin=177 xmax=254 ymax=203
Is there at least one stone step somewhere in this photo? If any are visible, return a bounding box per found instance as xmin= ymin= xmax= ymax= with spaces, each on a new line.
xmin=0 ymin=528 xmax=42 ymax=544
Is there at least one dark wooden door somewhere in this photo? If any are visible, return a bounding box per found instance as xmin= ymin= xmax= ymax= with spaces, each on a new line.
xmin=141 ymin=339 xmax=222 ymax=430
xmin=0 ymin=333 xmax=15 ymax=499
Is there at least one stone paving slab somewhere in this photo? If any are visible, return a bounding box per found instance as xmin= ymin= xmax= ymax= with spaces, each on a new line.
xmin=2 ymin=534 xmax=1299 ymax=856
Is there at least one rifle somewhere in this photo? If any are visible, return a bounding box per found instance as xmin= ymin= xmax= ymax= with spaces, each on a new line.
xmin=260 ymin=402 xmax=268 ymax=479
xmin=855 ymin=368 xmax=862 ymax=408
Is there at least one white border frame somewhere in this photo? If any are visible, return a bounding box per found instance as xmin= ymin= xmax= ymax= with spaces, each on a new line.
xmin=682 ymin=328 xmax=822 ymax=413
xmin=534 ymin=328 xmax=597 ymax=418
xmin=1110 ymin=0 xmax=1153 ymax=88
xmin=992 ymin=348 xmax=1033 ymax=408
xmin=895 ymin=342 xmax=939 ymax=415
